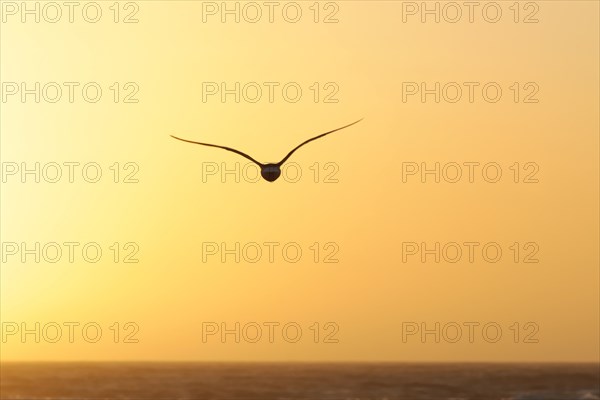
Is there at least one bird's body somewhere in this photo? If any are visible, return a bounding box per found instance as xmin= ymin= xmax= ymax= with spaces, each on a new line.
xmin=260 ymin=164 xmax=282 ymax=182
xmin=171 ymin=118 xmax=363 ymax=182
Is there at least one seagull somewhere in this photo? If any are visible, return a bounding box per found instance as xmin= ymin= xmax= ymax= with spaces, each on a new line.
xmin=171 ymin=118 xmax=363 ymax=182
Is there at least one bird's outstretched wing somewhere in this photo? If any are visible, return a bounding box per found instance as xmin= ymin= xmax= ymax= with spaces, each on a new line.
xmin=276 ymin=118 xmax=363 ymax=166
xmin=170 ymin=135 xmax=263 ymax=167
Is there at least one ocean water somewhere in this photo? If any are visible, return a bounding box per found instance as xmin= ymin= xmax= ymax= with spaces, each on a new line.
xmin=0 ymin=363 xmax=598 ymax=400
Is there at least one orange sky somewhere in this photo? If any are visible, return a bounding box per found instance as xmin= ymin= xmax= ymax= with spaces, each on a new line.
xmin=1 ymin=1 xmax=598 ymax=362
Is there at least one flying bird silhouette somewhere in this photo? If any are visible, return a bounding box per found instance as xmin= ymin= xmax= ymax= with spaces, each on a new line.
xmin=171 ymin=118 xmax=363 ymax=182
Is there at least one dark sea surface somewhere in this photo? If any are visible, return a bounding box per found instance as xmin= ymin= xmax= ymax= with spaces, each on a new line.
xmin=1 ymin=363 xmax=598 ymax=400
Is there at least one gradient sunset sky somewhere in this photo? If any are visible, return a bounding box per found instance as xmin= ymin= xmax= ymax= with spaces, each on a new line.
xmin=1 ymin=1 xmax=598 ymax=362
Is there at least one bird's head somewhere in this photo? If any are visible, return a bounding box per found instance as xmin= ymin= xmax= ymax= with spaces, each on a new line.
xmin=261 ymin=164 xmax=281 ymax=182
